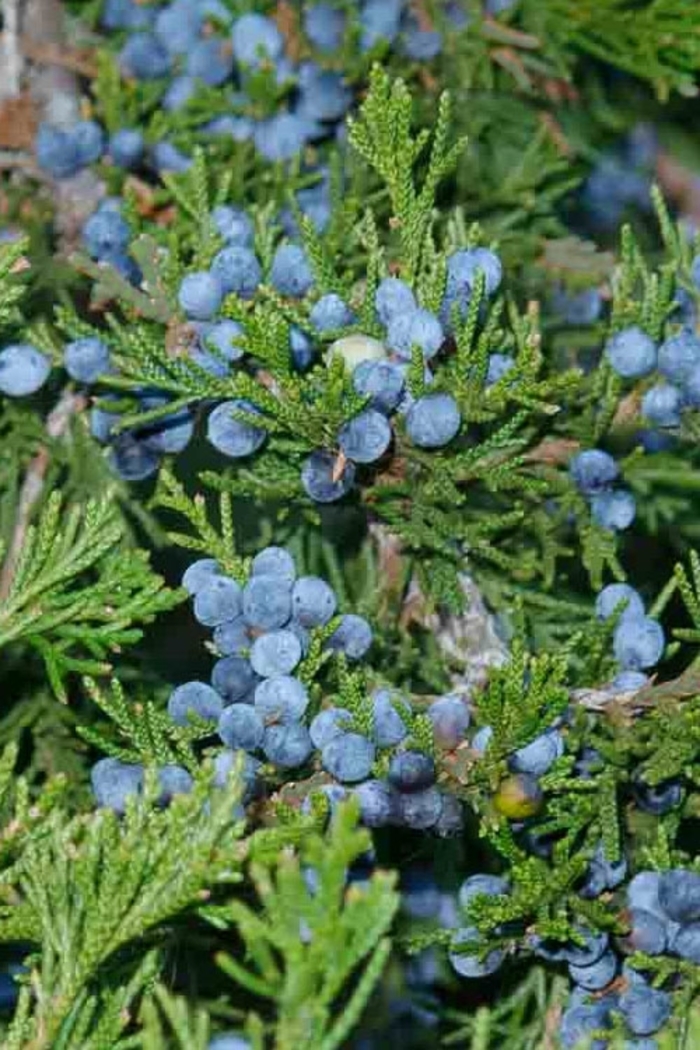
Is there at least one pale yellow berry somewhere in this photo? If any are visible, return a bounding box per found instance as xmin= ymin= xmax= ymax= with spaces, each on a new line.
xmin=326 ymin=334 xmax=387 ymax=370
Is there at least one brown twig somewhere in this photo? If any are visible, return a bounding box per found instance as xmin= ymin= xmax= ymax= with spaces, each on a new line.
xmin=0 ymin=387 xmax=85 ymax=600
xmin=0 ymin=30 xmax=96 ymax=77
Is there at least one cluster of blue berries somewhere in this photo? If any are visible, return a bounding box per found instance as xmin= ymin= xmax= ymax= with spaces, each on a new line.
xmin=36 ymin=0 xmax=462 ymax=186
xmin=89 ymin=543 xmax=474 ymax=837
xmin=595 ymin=581 xmax=665 ymax=686
xmin=556 ymin=868 xmax=700 ymax=1049
xmin=569 ymin=448 xmax=636 ymax=532
xmin=302 ymin=249 xmax=506 ymax=503
xmin=605 ymin=321 xmax=700 ymax=432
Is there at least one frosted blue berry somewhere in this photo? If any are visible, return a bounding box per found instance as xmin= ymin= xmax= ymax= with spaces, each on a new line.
xmin=254 ymin=675 xmax=309 ymax=724
xmin=211 ymin=656 xmax=258 ymax=703
xmin=168 ymin=681 xmax=223 ymax=727
xmin=182 ymin=558 xmax=220 ymax=596
xmin=211 ymin=247 xmax=261 ymax=298
xmin=375 ymin=277 xmax=416 ymax=326
xmin=218 ymin=704 xmax=264 ymax=751
xmin=359 ymin=0 xmax=402 ymax=50
xmin=569 ymin=950 xmax=617 ymax=991
xmin=301 ymin=450 xmax=356 ymax=502
xmin=193 ymin=576 xmax=242 ymax=627
xmin=579 ymin=843 xmax=627 ymax=899
xmin=254 ymin=113 xmax=311 ymax=161
xmin=102 ymin=0 xmax=154 ymax=30
xmin=202 ymin=320 xmax=245 ymax=362
xmin=83 ymin=209 xmax=130 ymax=260
xmin=564 ymin=928 xmax=609 ymax=967
xmin=619 ymin=983 xmax=671 ymax=1037
xmin=231 ymin=13 xmax=283 ymax=67
xmin=435 ymin=795 xmax=464 ymax=837
xmin=569 ymin=449 xmax=618 ymax=495
xmin=338 ymin=409 xmax=392 ymax=463
xmin=472 ymin=725 xmax=493 ymax=753
xmin=309 ymin=293 xmax=355 ymax=333
xmin=387 ymin=308 xmax=444 ymax=361
xmin=91 ymin=757 xmax=143 ymax=812
xmin=449 ymin=927 xmax=504 ymax=978
xmin=208 ymin=1034 xmax=251 ymax=1050
xmin=458 ymin=874 xmax=509 ymax=911
xmin=154 ymin=2 xmax=202 ymax=54
xmin=401 ymin=21 xmax=442 ymax=60
xmin=397 ymin=785 xmax=444 ymax=828
xmin=207 ymin=400 xmax=266 ymax=458
xmin=252 ymin=546 xmax=296 ymax=583
xmin=0 ymin=344 xmax=51 ymax=396
xmin=186 ymin=37 xmax=234 ymax=86
xmin=270 ymin=244 xmax=314 ymax=298
xmin=70 ymin=120 xmax=105 ymax=167
xmin=250 ymin=630 xmax=302 ymax=677
xmin=353 ymin=359 xmax=405 ymax=414
xmin=157 ymin=764 xmax=193 ymax=805
xmin=151 ymin=141 xmax=192 ymax=173
xmin=213 ymin=617 xmax=250 ymax=657
xmin=371 ymin=690 xmax=410 ymax=747
xmin=162 ymin=74 xmax=196 ymax=112
xmin=447 ymin=247 xmax=503 ymax=298
xmin=388 ymin=751 xmax=435 ymax=792
xmin=242 ymin=575 xmax=292 ymax=630
xmin=658 ymin=869 xmax=700 ymax=923
xmin=109 ymin=128 xmax=144 ymax=168
xmin=641 ymin=384 xmax=682 ymax=427
xmin=211 ymin=205 xmax=254 ymax=247
xmin=595 ymin=582 xmax=644 ymax=621
xmin=304 ymin=3 xmax=346 ymax=51
xmin=297 ymin=70 xmax=351 ymax=123
xmin=326 ymin=614 xmax=373 ymax=659
xmin=291 ymin=576 xmax=337 ymax=627
xmin=428 ymin=695 xmax=470 ymax=749
xmin=63 ymin=337 xmax=110 ymax=384
xmin=611 ymin=670 xmax=648 ymax=692
xmin=108 ymin=434 xmax=159 ymax=481
xmin=353 ymin=779 xmax=396 ymax=827
xmin=322 ymin=732 xmax=376 ymax=783
xmin=178 ymin=272 xmax=223 ymax=321
xmin=36 ymin=124 xmax=79 ymax=178
xmin=623 ymin=909 xmax=668 ymax=955
xmin=290 ymin=326 xmax=314 ymax=371
xmin=406 ymin=392 xmax=461 ymax=448
xmin=120 ymin=32 xmax=171 ymax=79
xmin=591 ymin=489 xmax=636 ymax=531
xmin=263 ymin=723 xmax=313 ymax=768
xmin=671 ymin=922 xmax=700 ymax=963
xmin=613 ymin=616 xmax=664 ymax=670
xmin=309 ymin=706 xmax=353 ymax=748
xmin=485 ymin=353 xmax=515 ymax=386
xmin=605 ymin=326 xmax=657 ymax=378
xmin=140 ymin=402 xmax=194 ymax=455
xmin=658 ymin=330 xmax=700 ymax=383
xmin=559 ymin=1002 xmax=611 ymax=1050
xmin=628 ymin=873 xmax=663 ymax=916
xmin=510 ymin=731 xmax=562 ymax=776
